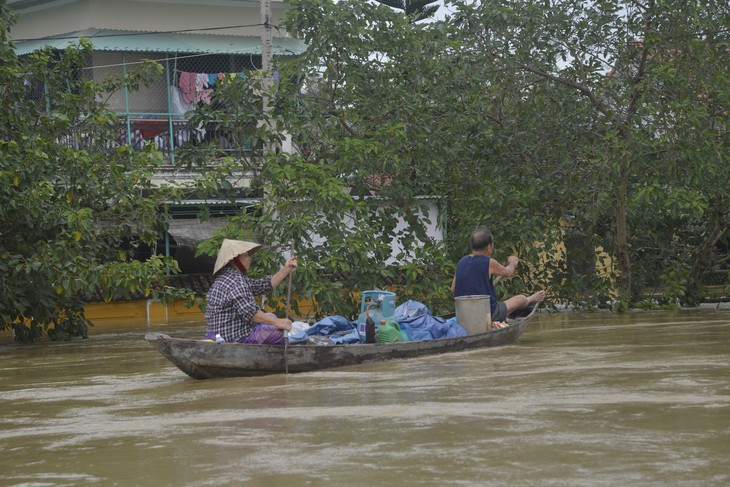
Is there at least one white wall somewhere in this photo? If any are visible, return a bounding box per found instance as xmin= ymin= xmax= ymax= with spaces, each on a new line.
xmin=303 ymin=198 xmax=446 ymax=265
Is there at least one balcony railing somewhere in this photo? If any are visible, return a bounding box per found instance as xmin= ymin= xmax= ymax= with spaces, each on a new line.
xmin=56 ymin=116 xmax=261 ymax=165
xmin=122 ymin=117 xmax=261 ymax=163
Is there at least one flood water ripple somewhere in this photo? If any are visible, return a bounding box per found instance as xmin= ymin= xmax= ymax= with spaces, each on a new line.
xmin=1 ymin=307 xmax=729 ymax=486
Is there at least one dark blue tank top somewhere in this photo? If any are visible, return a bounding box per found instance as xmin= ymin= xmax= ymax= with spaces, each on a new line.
xmin=453 ymin=255 xmax=497 ymax=315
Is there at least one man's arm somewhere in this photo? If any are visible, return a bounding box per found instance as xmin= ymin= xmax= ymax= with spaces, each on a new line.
xmin=490 ymin=256 xmax=519 ymax=278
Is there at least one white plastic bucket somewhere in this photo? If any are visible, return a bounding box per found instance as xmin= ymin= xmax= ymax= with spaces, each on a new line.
xmin=454 ymin=295 xmax=491 ymax=335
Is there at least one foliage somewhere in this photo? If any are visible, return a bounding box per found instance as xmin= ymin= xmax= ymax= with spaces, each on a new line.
xmin=189 ymin=0 xmax=729 ymax=317
xmin=195 ymin=150 xmax=454 ymax=320
xmin=184 ymin=1 xmax=460 ymax=319
xmin=0 ymin=5 xmax=181 ymax=342
xmin=445 ymin=0 xmax=730 ymax=306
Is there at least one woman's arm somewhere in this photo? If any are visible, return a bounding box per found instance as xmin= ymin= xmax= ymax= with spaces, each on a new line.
xmin=251 ymin=309 xmax=292 ymax=331
xmin=270 ymin=256 xmax=298 ymax=289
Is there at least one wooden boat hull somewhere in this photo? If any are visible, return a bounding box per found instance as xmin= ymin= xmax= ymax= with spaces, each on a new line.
xmin=146 ymin=307 xmax=537 ymax=379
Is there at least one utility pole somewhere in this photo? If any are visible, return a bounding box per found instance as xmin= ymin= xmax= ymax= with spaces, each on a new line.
xmin=260 ymin=0 xmax=290 ymax=153
xmin=260 ymin=0 xmax=273 ymax=122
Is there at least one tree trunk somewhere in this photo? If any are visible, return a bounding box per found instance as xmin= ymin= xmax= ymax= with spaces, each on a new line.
xmin=686 ymin=209 xmax=729 ymax=305
xmin=615 ymin=156 xmax=632 ymax=299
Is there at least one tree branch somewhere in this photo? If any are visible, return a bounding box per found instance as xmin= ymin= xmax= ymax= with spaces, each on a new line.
xmin=514 ymin=61 xmax=610 ymax=118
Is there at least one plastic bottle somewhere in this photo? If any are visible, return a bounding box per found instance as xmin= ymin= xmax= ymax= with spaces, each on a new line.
xmin=379 ymin=319 xmax=389 ymax=343
xmin=365 ymin=315 xmax=376 ymax=343
xmin=215 ymin=333 xmax=225 ymax=343
xmin=391 ymin=318 xmax=409 ymax=342
xmin=378 ymin=319 xmax=402 ymax=343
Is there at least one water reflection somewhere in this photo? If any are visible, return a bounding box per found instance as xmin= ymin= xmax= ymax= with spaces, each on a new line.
xmin=1 ymin=308 xmax=729 ymax=486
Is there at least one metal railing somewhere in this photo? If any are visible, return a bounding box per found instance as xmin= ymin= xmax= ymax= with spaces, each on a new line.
xmin=27 ymin=51 xmax=266 ymax=163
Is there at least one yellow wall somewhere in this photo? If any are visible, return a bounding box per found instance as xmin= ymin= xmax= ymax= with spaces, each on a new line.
xmin=84 ymin=299 xmax=205 ymax=324
xmin=532 ymin=220 xmax=617 ymax=296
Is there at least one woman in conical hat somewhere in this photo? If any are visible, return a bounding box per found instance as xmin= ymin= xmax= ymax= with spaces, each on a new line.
xmin=204 ymin=239 xmax=298 ymax=345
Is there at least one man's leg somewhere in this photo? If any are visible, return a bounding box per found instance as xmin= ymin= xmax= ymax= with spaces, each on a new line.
xmin=504 ymin=291 xmax=546 ymax=315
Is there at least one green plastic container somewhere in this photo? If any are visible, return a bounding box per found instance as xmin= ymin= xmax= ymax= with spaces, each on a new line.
xmin=377 ymin=318 xmax=410 ymax=343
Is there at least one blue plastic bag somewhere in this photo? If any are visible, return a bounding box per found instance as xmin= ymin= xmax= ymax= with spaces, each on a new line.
xmin=288 ymin=315 xmax=360 ymax=345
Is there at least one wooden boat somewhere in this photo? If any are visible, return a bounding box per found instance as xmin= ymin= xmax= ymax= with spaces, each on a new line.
xmin=145 ymin=305 xmax=538 ymax=379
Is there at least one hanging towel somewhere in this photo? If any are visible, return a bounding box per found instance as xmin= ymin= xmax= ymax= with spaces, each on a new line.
xmin=178 ymin=71 xmax=197 ymax=104
xmin=170 ymin=85 xmax=194 ymax=115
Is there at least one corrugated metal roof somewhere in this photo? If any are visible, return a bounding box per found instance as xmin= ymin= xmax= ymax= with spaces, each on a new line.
xmin=13 ymin=29 xmax=306 ymax=56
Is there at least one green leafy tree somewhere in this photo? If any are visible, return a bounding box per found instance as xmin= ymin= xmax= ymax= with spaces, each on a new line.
xmin=448 ymin=0 xmax=730 ymax=305
xmin=194 ymin=0 xmax=573 ymax=314
xmin=188 ymin=0 xmax=460 ymax=318
xmin=192 ymin=0 xmax=727 ymax=316
xmin=0 ymin=5 xmax=181 ymax=341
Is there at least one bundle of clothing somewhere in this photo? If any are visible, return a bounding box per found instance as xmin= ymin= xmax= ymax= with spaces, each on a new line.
xmin=178 ymin=71 xmax=247 ymax=106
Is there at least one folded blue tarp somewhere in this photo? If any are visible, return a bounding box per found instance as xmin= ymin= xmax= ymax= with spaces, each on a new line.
xmin=394 ymin=300 xmax=467 ymax=340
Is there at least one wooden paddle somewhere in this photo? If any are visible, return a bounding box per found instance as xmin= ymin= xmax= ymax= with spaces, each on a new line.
xmin=493 ymin=258 xmax=517 ymax=286
xmin=283 ymin=241 xmax=295 ymax=374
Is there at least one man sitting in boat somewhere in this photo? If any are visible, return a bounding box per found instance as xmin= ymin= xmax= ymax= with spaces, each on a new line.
xmin=451 ymin=228 xmax=545 ymax=322
xmin=204 ymin=239 xmax=298 ymax=344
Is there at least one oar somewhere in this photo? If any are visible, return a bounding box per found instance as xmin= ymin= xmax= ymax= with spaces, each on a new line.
xmin=283 ymin=241 xmax=295 ymax=374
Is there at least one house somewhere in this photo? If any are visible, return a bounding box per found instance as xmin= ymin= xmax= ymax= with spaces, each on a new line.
xmin=9 ymin=0 xmax=306 ymax=274
xmin=10 ymin=0 xmax=304 ymax=162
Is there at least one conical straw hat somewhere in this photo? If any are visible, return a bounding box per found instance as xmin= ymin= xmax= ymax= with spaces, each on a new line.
xmin=213 ymin=239 xmax=262 ymax=274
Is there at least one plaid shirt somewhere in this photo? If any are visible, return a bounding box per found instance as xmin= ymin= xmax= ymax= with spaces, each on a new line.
xmin=204 ymin=266 xmax=273 ymax=342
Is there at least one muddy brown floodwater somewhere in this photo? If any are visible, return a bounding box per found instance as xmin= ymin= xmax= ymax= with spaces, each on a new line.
xmin=1 ymin=307 xmax=729 ymax=486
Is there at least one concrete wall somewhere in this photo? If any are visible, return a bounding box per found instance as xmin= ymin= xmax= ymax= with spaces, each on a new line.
xmin=92 ymin=51 xmax=171 ymax=113
xmin=11 ymin=0 xmax=290 ymax=39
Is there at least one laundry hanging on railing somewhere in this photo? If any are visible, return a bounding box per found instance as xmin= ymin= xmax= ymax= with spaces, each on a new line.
xmin=178 ymin=71 xmax=212 ymax=105
xmin=178 ymin=71 xmax=248 ymax=106
xmin=170 ymin=85 xmax=194 ymax=115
